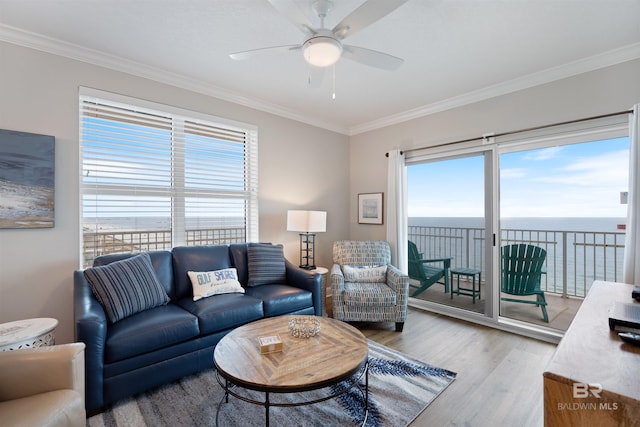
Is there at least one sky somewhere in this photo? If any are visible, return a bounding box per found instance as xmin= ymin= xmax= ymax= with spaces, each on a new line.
xmin=407 ymin=137 xmax=630 ymax=218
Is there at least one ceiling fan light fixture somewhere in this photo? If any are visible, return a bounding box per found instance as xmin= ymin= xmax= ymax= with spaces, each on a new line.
xmin=303 ymin=36 xmax=342 ymax=67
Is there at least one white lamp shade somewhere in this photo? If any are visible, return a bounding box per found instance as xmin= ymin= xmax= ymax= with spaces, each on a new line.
xmin=287 ymin=210 xmax=327 ymax=233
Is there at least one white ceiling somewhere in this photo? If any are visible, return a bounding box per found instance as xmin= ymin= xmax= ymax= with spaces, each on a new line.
xmin=1 ymin=0 xmax=640 ymax=135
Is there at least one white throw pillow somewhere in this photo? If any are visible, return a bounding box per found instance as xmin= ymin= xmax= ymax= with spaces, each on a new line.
xmin=187 ymin=268 xmax=245 ymax=301
xmin=342 ymin=265 xmax=387 ymax=283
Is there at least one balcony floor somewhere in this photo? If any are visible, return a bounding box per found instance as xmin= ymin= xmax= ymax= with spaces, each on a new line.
xmin=410 ymin=278 xmax=583 ymax=331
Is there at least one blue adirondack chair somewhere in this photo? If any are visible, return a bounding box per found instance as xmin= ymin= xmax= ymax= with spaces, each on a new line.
xmin=407 ymin=240 xmax=451 ymax=297
xmin=501 ymin=243 xmax=548 ymax=322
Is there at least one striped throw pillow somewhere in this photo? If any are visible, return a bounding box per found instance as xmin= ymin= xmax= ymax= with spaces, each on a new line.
xmin=247 ymin=243 xmax=286 ymax=287
xmin=84 ymin=253 xmax=169 ymax=323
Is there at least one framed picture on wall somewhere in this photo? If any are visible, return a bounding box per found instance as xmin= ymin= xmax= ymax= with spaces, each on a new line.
xmin=358 ymin=192 xmax=383 ymax=225
xmin=0 ymin=129 xmax=55 ymax=229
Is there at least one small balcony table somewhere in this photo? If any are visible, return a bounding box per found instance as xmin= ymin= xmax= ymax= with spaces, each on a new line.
xmin=450 ymin=267 xmax=482 ymax=303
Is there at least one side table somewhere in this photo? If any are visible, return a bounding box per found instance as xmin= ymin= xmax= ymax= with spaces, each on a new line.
xmin=0 ymin=318 xmax=58 ymax=351
xmin=450 ymin=268 xmax=482 ymax=303
xmin=313 ymin=267 xmax=330 ymax=317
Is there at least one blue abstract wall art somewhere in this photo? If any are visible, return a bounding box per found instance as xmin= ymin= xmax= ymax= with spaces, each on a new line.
xmin=0 ymin=129 xmax=55 ymax=229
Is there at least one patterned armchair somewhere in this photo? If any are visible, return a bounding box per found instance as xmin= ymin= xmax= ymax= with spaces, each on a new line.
xmin=331 ymin=240 xmax=410 ymax=332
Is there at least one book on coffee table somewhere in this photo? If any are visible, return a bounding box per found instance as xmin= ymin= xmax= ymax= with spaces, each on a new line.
xmin=258 ymin=335 xmax=283 ymax=354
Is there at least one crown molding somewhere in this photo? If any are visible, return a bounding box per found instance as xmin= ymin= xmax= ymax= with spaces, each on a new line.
xmin=1 ymin=24 xmax=637 ymax=138
xmin=349 ymin=42 xmax=640 ymax=135
xmin=0 ymin=24 xmax=350 ymax=135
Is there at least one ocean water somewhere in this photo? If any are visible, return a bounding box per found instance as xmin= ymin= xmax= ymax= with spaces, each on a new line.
xmin=87 ymin=216 xmax=626 ymax=233
xmin=408 ymin=217 xmax=626 ymax=232
xmin=82 ymin=216 xmax=246 ymax=231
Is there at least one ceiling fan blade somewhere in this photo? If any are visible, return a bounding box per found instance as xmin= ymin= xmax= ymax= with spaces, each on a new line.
xmin=267 ymin=0 xmax=315 ymax=36
xmin=229 ymin=45 xmax=300 ymax=61
xmin=342 ymin=45 xmax=404 ymax=70
xmin=332 ymin=0 xmax=409 ymax=40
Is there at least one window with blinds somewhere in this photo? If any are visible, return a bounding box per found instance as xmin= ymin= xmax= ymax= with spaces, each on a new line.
xmin=80 ymin=89 xmax=258 ymax=267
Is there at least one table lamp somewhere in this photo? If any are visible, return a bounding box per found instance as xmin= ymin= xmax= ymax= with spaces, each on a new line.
xmin=287 ymin=210 xmax=327 ymax=270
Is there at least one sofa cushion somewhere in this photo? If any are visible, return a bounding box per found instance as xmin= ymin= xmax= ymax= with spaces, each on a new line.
xmin=176 ymin=294 xmax=264 ymax=335
xmin=103 ymin=330 xmax=225 ymax=380
xmin=104 ymin=304 xmax=199 ymax=363
xmin=172 ymin=245 xmax=234 ymax=300
xmin=247 ymin=243 xmax=286 ymax=287
xmin=187 ymin=268 xmax=244 ymax=301
xmin=244 ymin=284 xmax=313 ymax=317
xmin=229 ymin=243 xmax=250 ymax=285
xmin=84 ymin=253 xmax=170 ymax=323
xmin=342 ymin=282 xmax=397 ymax=306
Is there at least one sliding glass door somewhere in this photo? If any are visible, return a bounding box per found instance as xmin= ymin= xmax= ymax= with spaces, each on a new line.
xmin=498 ymin=137 xmax=629 ymax=330
xmin=406 ymin=116 xmax=629 ymax=334
xmin=407 ymin=153 xmax=489 ymax=317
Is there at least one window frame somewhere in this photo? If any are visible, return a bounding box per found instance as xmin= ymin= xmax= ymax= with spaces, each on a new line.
xmin=79 ymin=87 xmax=258 ymax=267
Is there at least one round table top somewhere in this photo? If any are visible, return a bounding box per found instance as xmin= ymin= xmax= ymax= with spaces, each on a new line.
xmin=0 ymin=318 xmax=58 ymax=347
xmin=214 ymin=316 xmax=368 ymax=393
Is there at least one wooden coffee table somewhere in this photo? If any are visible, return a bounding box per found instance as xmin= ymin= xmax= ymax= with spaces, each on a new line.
xmin=214 ymin=315 xmax=369 ymax=426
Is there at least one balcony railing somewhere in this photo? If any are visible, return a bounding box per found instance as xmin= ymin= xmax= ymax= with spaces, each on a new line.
xmin=82 ymin=227 xmax=246 ymax=267
xmin=83 ymin=225 xmax=625 ymax=298
xmin=409 ymin=225 xmax=626 ymax=298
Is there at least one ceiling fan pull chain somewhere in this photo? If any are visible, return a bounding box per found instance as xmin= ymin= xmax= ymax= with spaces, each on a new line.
xmin=332 ymin=64 xmax=336 ymax=100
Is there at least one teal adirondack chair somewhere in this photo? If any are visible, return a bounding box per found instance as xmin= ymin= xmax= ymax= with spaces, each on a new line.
xmin=407 ymin=240 xmax=451 ymax=297
xmin=501 ymin=243 xmax=548 ymax=322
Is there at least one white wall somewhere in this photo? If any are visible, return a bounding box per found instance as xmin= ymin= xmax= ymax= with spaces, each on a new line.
xmin=0 ymin=42 xmax=349 ymax=343
xmin=2 ymin=40 xmax=638 ymax=344
xmin=348 ymin=59 xmax=640 ymax=241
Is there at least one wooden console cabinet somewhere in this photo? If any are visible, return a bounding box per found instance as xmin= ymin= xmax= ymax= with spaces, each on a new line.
xmin=543 ymin=281 xmax=640 ymax=426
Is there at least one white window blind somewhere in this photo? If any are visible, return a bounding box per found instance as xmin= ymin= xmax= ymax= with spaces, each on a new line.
xmin=79 ymin=89 xmax=258 ymax=267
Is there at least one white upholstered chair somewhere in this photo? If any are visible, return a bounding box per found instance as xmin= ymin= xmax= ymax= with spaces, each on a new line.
xmin=331 ymin=240 xmax=409 ymax=331
xmin=0 ymin=343 xmax=86 ymax=427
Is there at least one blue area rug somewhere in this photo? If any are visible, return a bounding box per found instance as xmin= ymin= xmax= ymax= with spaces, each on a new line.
xmin=88 ymin=340 xmax=456 ymax=427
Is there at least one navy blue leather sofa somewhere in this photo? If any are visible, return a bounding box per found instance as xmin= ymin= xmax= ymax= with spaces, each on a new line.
xmin=74 ymin=243 xmax=322 ymax=414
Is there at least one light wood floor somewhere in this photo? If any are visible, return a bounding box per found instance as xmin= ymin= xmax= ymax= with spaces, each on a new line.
xmin=355 ymin=307 xmax=557 ymax=427
xmin=411 ymin=278 xmax=583 ymax=331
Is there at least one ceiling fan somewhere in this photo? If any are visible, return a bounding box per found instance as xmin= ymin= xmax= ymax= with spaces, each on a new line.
xmin=229 ymin=0 xmax=408 ymax=71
